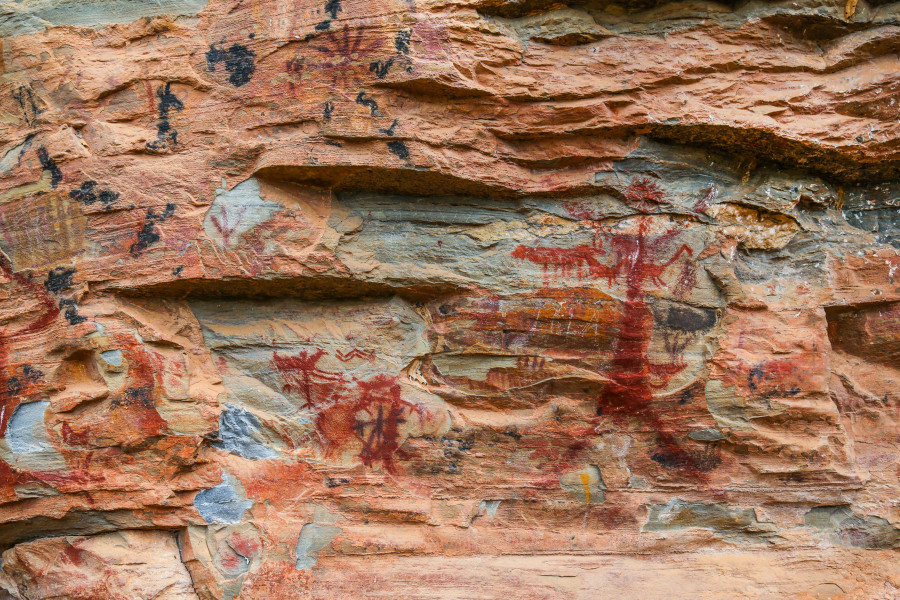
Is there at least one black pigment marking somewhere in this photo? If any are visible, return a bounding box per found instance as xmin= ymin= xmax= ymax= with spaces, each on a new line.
xmin=6 ymin=365 xmax=44 ymax=397
xmin=6 ymin=377 xmax=21 ymax=397
xmin=651 ymin=445 xmax=721 ymax=473
xmin=355 ymin=92 xmax=380 ymax=116
xmin=22 ymin=365 xmax=42 ymax=382
xmin=324 ymin=0 xmax=341 ymax=19
xmin=310 ymin=0 xmax=342 ymax=35
xmin=747 ymin=363 xmax=764 ymax=392
xmin=69 ymin=180 xmax=120 ymax=208
xmin=113 ymin=385 xmax=155 ymax=409
xmin=129 ymin=203 xmax=176 ymax=257
xmin=36 ymin=147 xmax=62 ymax=188
xmin=44 ymin=267 xmax=75 ymax=293
xmin=172 ymin=266 xmax=184 ymax=277
xmin=59 ymin=299 xmax=87 ymax=325
xmin=146 ymin=83 xmax=184 ymax=151
xmin=503 ymin=426 xmax=522 ymax=440
xmin=17 ymin=134 xmax=36 ymax=165
xmin=206 ymin=43 xmax=257 ymax=87
xmin=131 ymin=223 xmax=161 ymax=256
xmin=369 ymin=57 xmax=394 ymax=78
xmin=12 ymin=87 xmax=42 ymax=127
xmin=323 ymin=101 xmax=334 ymax=122
xmin=665 ymin=306 xmax=717 ymax=332
xmin=395 ymin=30 xmax=411 ymax=54
xmin=387 ymin=140 xmax=410 ymax=160
xmin=379 ymin=119 xmax=398 ymax=136
xmin=324 ymin=477 xmax=350 ymax=488
xmin=441 ymin=437 xmax=474 ymax=453
xmin=324 ymin=139 xmax=343 ymax=147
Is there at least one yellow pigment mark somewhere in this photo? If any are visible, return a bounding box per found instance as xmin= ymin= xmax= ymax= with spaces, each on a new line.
xmin=580 ymin=473 xmax=591 ymax=503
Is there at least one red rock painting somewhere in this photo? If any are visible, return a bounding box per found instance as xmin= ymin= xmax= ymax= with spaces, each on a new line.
xmin=273 ymin=349 xmax=420 ymax=473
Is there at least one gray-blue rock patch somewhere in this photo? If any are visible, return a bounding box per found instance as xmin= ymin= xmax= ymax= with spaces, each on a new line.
xmin=194 ymin=475 xmax=253 ymax=524
xmin=213 ymin=404 xmax=278 ymax=460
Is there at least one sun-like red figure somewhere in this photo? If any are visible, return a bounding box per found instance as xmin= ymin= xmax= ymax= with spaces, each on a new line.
xmin=624 ymin=177 xmax=670 ymax=213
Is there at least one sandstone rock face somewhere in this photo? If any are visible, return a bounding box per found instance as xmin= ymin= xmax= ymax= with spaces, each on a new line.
xmin=0 ymin=0 xmax=899 ymax=597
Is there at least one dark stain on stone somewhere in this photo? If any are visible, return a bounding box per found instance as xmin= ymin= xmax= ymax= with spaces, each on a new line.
xmin=6 ymin=365 xmax=43 ymax=397
xmin=206 ymin=43 xmax=257 ymax=87
xmin=146 ymin=83 xmax=184 ymax=151
xmin=113 ymin=385 xmax=155 ymax=409
xmin=69 ymin=180 xmax=119 ymax=208
xmin=36 ymin=147 xmax=62 ymax=188
xmin=129 ymin=203 xmax=175 ymax=257
xmin=665 ymin=306 xmax=717 ymax=332
xmin=44 ymin=267 xmax=75 ymax=293
xmin=387 ymin=140 xmax=410 ymax=160
xmin=59 ymin=299 xmax=87 ymax=325
xmin=651 ymin=444 xmax=721 ymax=473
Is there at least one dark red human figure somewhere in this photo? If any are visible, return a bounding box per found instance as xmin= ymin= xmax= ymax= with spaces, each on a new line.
xmin=352 ymin=374 xmax=411 ymax=473
xmin=513 ymin=178 xmax=713 ymax=474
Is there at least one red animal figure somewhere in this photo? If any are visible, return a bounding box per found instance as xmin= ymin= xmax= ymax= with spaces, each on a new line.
xmin=511 ymin=244 xmax=611 ymax=282
xmin=272 ymin=349 xmax=343 ymax=409
xmin=513 ymin=180 xmax=715 ymax=476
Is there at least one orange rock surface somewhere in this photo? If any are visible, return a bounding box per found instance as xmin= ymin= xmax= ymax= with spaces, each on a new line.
xmin=0 ymin=0 xmax=898 ymax=597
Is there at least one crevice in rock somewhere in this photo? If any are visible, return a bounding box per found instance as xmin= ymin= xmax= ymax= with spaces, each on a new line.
xmin=648 ymin=124 xmax=900 ymax=185
xmin=0 ymin=511 xmax=183 ymax=553
xmin=107 ymin=275 xmax=468 ymax=303
xmin=254 ymin=164 xmax=525 ymax=199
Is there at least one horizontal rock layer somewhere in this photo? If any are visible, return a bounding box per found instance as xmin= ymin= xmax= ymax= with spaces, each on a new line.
xmin=0 ymin=0 xmax=898 ymax=597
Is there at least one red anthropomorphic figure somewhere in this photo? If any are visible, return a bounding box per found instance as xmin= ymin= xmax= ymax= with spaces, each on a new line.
xmin=513 ymin=178 xmax=716 ymax=475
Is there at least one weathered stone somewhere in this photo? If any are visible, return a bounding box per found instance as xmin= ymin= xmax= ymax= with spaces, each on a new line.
xmin=0 ymin=0 xmax=899 ymax=596
xmin=0 ymin=530 xmax=200 ymax=600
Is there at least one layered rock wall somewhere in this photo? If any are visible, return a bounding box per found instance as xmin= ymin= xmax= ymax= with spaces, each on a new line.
xmin=0 ymin=0 xmax=898 ymax=597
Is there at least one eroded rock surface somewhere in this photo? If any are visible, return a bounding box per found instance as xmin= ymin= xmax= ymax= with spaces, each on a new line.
xmin=0 ymin=0 xmax=898 ymax=597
